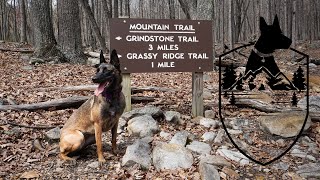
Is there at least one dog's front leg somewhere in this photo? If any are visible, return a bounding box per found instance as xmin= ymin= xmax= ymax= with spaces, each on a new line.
xmin=94 ymin=122 xmax=106 ymax=164
xmin=111 ymin=120 xmax=119 ymax=155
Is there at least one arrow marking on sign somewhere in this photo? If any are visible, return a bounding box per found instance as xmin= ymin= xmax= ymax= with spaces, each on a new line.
xmin=115 ymin=36 xmax=122 ymax=40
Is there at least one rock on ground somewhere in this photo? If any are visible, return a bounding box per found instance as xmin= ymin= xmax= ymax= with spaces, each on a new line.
xmin=200 ymin=154 xmax=231 ymax=167
xmin=291 ymin=148 xmax=316 ymax=161
xmin=297 ymin=163 xmax=320 ymax=178
xmin=121 ymin=106 xmax=164 ymax=121
xmin=45 ymin=127 xmax=61 ymax=140
xmin=127 ymin=115 xmax=159 ymax=137
xmin=164 ymin=111 xmax=182 ymax=124
xmin=201 ymin=132 xmax=216 ymax=142
xmin=152 ymin=143 xmax=193 ymax=170
xmin=186 ymin=141 xmax=211 ymax=154
xmin=214 ymin=129 xmax=225 ymax=144
xmin=203 ymin=90 xmax=213 ymax=100
xmin=222 ymin=167 xmax=240 ymax=180
xmin=199 ymin=117 xmax=219 ymax=128
xmin=87 ymin=161 xmax=99 ymax=169
xmin=199 ymin=162 xmax=220 ymax=180
xmin=117 ymin=117 xmax=127 ymax=133
xmin=217 ymin=148 xmax=249 ymax=165
xmin=159 ymin=131 xmax=171 ymax=139
xmin=122 ymin=138 xmax=152 ymax=169
xmin=273 ymin=162 xmax=289 ymax=171
xmin=204 ymin=110 xmax=215 ymax=119
xmin=259 ymin=111 xmax=311 ymax=138
xmin=298 ymin=96 xmax=320 ymax=113
xmin=169 ymin=131 xmax=191 ymax=146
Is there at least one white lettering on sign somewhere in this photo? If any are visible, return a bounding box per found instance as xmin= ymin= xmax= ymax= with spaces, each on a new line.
xmin=158 ymin=62 xmax=175 ymax=68
xmin=162 ymin=53 xmax=184 ymax=59
xmin=188 ymin=53 xmax=209 ymax=59
xmin=129 ymin=24 xmax=170 ymax=31
xmin=157 ymin=44 xmax=179 ymax=51
xmin=173 ymin=24 xmax=195 ymax=31
xmin=126 ymin=35 xmax=174 ymax=42
xmin=178 ymin=36 xmax=199 ymax=42
xmin=127 ymin=53 xmax=158 ymax=60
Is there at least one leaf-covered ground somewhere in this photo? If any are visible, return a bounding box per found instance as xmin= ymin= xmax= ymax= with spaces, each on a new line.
xmin=0 ymin=42 xmax=320 ymax=179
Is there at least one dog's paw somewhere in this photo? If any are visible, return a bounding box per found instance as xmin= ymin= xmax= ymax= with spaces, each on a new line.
xmin=98 ymin=157 xmax=106 ymax=167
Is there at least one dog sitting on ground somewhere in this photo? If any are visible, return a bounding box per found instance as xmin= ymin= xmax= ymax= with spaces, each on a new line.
xmin=245 ymin=15 xmax=292 ymax=76
xmin=59 ymin=50 xmax=125 ymax=164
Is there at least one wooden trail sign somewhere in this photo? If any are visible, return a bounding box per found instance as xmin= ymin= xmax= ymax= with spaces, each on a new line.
xmin=110 ymin=18 xmax=213 ymax=73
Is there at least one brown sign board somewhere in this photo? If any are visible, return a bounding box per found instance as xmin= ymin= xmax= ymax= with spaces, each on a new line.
xmin=110 ymin=18 xmax=213 ymax=73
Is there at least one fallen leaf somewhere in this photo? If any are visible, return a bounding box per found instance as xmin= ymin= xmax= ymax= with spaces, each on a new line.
xmin=0 ymin=125 xmax=9 ymax=131
xmin=20 ymin=170 xmax=40 ymax=179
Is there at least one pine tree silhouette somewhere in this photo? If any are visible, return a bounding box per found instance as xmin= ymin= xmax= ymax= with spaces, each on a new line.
xmin=258 ymin=84 xmax=265 ymax=90
xmin=236 ymin=73 xmax=244 ymax=91
xmin=230 ymin=92 xmax=236 ymax=105
xmin=292 ymin=66 xmax=306 ymax=91
xmin=222 ymin=64 xmax=237 ymax=89
xmin=248 ymin=77 xmax=256 ymax=90
xmin=291 ymin=92 xmax=298 ymax=107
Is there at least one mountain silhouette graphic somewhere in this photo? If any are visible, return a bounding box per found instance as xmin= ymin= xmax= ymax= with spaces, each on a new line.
xmin=229 ymin=66 xmax=297 ymax=90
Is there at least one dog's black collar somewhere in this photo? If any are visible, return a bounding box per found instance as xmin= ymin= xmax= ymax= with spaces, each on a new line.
xmin=253 ymin=48 xmax=273 ymax=58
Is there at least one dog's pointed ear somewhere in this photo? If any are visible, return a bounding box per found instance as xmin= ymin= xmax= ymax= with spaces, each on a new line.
xmin=260 ymin=17 xmax=268 ymax=32
xmin=273 ymin=15 xmax=281 ymax=31
xmin=100 ymin=50 xmax=106 ymax=64
xmin=110 ymin=49 xmax=120 ymax=70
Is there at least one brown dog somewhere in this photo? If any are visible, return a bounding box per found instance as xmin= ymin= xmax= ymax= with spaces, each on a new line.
xmin=59 ymin=50 xmax=125 ymax=163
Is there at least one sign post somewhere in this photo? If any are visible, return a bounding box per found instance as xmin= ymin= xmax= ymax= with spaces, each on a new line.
xmin=110 ymin=18 xmax=212 ymax=115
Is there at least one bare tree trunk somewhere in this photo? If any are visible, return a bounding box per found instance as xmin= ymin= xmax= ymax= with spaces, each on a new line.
xmin=124 ymin=0 xmax=130 ymax=17
xmin=102 ymin=0 xmax=112 ymax=18
xmin=20 ymin=0 xmax=27 ymax=42
xmin=13 ymin=0 xmax=18 ymax=41
xmin=222 ymin=0 xmax=225 ymax=45
xmin=114 ymin=0 xmax=119 ymax=18
xmin=31 ymin=0 xmax=65 ymax=62
xmin=292 ymin=0 xmax=296 ymax=58
xmin=119 ymin=0 xmax=123 ymax=17
xmin=168 ymin=0 xmax=175 ymax=19
xmin=57 ymin=0 xmax=86 ymax=64
xmin=212 ymin=0 xmax=216 ymax=57
xmin=108 ymin=0 xmax=113 ymax=17
xmin=228 ymin=0 xmax=234 ymax=52
xmin=139 ymin=0 xmax=144 ymax=17
xmin=178 ymin=0 xmax=191 ymax=19
xmin=0 ymin=1 xmax=8 ymax=40
xmin=79 ymin=0 xmax=107 ymax=52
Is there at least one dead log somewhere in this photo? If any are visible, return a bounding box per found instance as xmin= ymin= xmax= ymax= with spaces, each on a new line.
xmin=131 ymin=86 xmax=176 ymax=93
xmin=35 ymin=85 xmax=175 ymax=93
xmin=236 ymin=99 xmax=320 ymax=121
xmin=0 ymin=96 xmax=89 ymax=111
xmin=35 ymin=85 xmax=96 ymax=92
xmin=0 ymin=96 xmax=155 ymax=111
xmin=84 ymin=51 xmax=108 ymax=58
xmin=131 ymin=96 xmax=155 ymax=103
xmin=0 ymin=47 xmax=34 ymax=53
xmin=236 ymin=99 xmax=284 ymax=113
xmin=310 ymin=112 xmax=320 ymax=122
